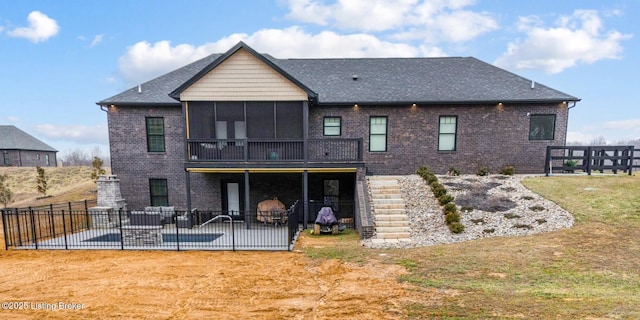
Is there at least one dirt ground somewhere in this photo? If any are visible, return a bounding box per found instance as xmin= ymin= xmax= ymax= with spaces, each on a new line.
xmin=0 ymin=227 xmax=428 ymax=319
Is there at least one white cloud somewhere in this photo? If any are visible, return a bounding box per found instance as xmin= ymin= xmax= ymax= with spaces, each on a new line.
xmin=568 ymin=118 xmax=640 ymax=145
xmin=566 ymin=131 xmax=598 ymax=145
xmin=0 ymin=26 xmax=4 ymax=34
xmin=117 ymin=40 xmax=216 ymax=86
xmin=7 ymin=116 xmax=20 ymax=122
xmin=34 ymin=124 xmax=108 ymax=145
xmin=603 ymin=119 xmax=640 ymax=132
xmin=495 ymin=10 xmax=632 ymax=73
xmin=7 ymin=11 xmax=60 ymax=43
xmin=90 ymin=34 xmax=103 ymax=47
xmin=285 ymin=0 xmax=497 ymax=43
xmin=117 ymin=26 xmax=434 ymax=86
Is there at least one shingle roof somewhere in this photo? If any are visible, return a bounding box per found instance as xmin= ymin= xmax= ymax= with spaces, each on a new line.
xmin=274 ymin=57 xmax=579 ymax=104
xmin=0 ymin=125 xmax=58 ymax=152
xmin=98 ymin=53 xmax=223 ymax=105
xmin=98 ymin=42 xmax=579 ymax=106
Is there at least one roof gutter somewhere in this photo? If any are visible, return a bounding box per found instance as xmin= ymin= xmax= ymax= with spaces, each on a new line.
xmin=316 ymin=98 xmax=581 ymax=107
xmin=95 ymin=101 xmax=181 ymax=107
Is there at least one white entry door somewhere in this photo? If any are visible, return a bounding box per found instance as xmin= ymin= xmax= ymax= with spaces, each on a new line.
xmin=226 ymin=182 xmax=240 ymax=214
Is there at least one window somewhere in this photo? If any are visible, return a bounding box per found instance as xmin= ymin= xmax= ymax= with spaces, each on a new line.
xmin=323 ymin=179 xmax=340 ymax=211
xmin=529 ymin=114 xmax=556 ymax=140
xmin=369 ymin=116 xmax=387 ymax=152
xmin=323 ymin=117 xmax=341 ymax=136
xmin=146 ymin=117 xmax=165 ymax=152
xmin=438 ymin=116 xmax=457 ymax=151
xmin=45 ymin=154 xmax=50 ymax=166
xmin=149 ymin=179 xmax=169 ymax=206
xmin=3 ymin=151 xmax=9 ymax=166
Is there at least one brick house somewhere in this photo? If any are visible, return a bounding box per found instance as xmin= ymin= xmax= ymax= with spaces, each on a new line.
xmin=97 ymin=42 xmax=578 ymax=225
xmin=0 ymin=125 xmax=58 ymax=167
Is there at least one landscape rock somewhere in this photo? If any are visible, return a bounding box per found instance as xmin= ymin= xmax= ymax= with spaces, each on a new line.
xmin=362 ymin=174 xmax=574 ymax=248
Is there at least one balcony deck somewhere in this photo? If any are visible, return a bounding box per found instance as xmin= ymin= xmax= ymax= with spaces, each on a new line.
xmin=186 ymin=138 xmax=363 ymax=167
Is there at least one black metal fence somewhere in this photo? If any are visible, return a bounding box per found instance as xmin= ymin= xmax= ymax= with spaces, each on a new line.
xmin=545 ymin=146 xmax=637 ymax=176
xmin=2 ymin=205 xmax=303 ymax=251
xmin=1 ymin=200 xmax=97 ymax=249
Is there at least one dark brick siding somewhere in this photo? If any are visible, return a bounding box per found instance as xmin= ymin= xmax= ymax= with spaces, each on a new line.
xmin=107 ymin=105 xmax=187 ymax=210
xmin=309 ymin=103 xmax=568 ymax=175
xmin=1 ymin=150 xmax=57 ymax=167
xmin=109 ymin=102 xmax=567 ymax=209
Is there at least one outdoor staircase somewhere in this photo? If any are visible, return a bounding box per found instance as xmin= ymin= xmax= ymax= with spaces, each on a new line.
xmin=367 ymin=176 xmax=411 ymax=243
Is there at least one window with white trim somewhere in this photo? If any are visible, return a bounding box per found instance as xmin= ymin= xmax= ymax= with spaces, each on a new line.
xmin=438 ymin=116 xmax=457 ymax=151
xmin=323 ymin=117 xmax=341 ymax=136
xmin=369 ymin=116 xmax=387 ymax=152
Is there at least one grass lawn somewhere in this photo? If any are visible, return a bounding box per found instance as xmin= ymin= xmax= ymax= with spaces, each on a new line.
xmin=305 ymin=174 xmax=640 ymax=319
xmin=2 ymin=168 xmax=639 ymax=318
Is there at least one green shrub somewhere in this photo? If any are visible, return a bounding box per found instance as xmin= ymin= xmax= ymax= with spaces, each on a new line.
xmin=460 ymin=206 xmax=474 ymax=212
xmin=476 ymin=166 xmax=490 ymax=176
xmin=447 ymin=167 xmax=460 ymax=176
xmin=425 ymin=174 xmax=438 ymax=185
xmin=448 ymin=222 xmax=465 ymax=233
xmin=438 ymin=194 xmax=454 ymax=205
xmin=443 ymin=203 xmax=457 ymax=214
xmin=445 ymin=212 xmax=460 ymax=224
xmin=498 ymin=165 xmax=515 ymax=176
xmin=416 ymin=166 xmax=433 ymax=177
xmin=504 ymin=213 xmax=521 ymax=219
xmin=432 ymin=184 xmax=447 ymax=198
xmin=529 ymin=205 xmax=545 ymax=212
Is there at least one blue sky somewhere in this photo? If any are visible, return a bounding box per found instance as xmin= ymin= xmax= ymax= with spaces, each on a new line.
xmin=1 ymin=0 xmax=638 ymax=159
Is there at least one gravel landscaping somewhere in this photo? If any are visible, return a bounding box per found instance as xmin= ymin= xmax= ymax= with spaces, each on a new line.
xmin=363 ymin=174 xmax=575 ymax=248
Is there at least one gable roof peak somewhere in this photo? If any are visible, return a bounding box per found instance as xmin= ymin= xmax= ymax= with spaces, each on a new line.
xmin=168 ymin=41 xmax=316 ymax=100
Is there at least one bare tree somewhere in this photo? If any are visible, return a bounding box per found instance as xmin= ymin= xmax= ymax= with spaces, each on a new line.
xmin=61 ymin=146 xmax=110 ymax=167
xmin=0 ymin=174 xmax=13 ymax=208
xmin=589 ymin=136 xmax=607 ymax=146
xmin=61 ymin=148 xmax=92 ymax=166
xmin=36 ymin=166 xmax=49 ymax=197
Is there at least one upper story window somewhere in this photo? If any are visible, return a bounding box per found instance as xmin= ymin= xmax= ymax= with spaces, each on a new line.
xmin=369 ymin=116 xmax=388 ymax=152
xmin=149 ymin=179 xmax=169 ymax=206
xmin=438 ymin=116 xmax=457 ymax=151
xmin=146 ymin=117 xmax=165 ymax=152
xmin=529 ymin=114 xmax=556 ymax=140
xmin=323 ymin=117 xmax=341 ymax=136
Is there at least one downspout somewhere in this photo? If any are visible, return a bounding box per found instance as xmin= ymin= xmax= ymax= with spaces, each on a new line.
xmin=565 ymin=101 xmax=577 ymax=146
xmin=99 ymin=104 xmax=113 ymax=169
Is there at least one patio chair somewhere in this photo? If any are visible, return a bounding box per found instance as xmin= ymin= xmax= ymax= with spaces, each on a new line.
xmin=130 ymin=211 xmax=162 ymax=226
xmin=176 ymin=208 xmax=196 ymax=229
